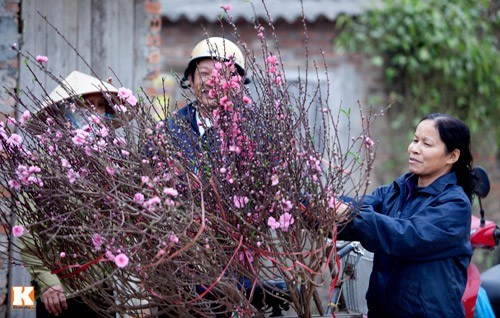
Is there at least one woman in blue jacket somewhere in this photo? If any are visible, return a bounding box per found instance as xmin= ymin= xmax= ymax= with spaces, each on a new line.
xmin=339 ymin=113 xmax=474 ymax=317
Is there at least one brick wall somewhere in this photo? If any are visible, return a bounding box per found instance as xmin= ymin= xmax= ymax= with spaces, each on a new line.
xmin=160 ymin=18 xmax=384 ymax=109
xmin=142 ymin=0 xmax=163 ymax=96
xmin=160 ymin=17 xmax=386 ymax=186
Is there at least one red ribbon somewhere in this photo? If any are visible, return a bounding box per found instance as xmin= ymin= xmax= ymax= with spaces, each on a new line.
xmin=51 ymin=253 xmax=106 ymax=279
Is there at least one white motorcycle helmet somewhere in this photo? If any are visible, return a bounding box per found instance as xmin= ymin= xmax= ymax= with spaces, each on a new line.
xmin=182 ymin=37 xmax=249 ymax=88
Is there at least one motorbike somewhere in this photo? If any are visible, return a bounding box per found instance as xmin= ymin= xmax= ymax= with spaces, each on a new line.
xmin=462 ymin=166 xmax=500 ymax=318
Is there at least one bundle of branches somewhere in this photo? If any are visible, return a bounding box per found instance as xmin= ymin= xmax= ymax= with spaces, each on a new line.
xmin=0 ymin=3 xmax=379 ymax=318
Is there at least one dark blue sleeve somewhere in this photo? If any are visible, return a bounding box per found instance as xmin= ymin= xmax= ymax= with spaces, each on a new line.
xmin=341 ymin=189 xmax=471 ymax=261
xmin=337 ymin=185 xmax=389 ymax=240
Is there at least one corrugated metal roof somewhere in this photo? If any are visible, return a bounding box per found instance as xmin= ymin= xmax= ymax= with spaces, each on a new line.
xmin=162 ymin=0 xmax=373 ymax=23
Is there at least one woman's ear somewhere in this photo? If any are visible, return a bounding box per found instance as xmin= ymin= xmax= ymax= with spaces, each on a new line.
xmin=447 ymin=149 xmax=460 ymax=164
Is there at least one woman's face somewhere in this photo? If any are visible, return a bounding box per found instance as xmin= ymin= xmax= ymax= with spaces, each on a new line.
xmin=407 ymin=119 xmax=459 ymax=187
xmin=83 ymin=93 xmax=110 ymax=115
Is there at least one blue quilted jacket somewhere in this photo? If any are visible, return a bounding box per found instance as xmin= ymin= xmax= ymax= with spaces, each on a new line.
xmin=339 ymin=172 xmax=472 ymax=317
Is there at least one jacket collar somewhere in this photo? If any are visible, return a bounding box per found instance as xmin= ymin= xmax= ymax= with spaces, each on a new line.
xmin=182 ymin=102 xmax=201 ymax=135
xmin=398 ymin=171 xmax=458 ymax=195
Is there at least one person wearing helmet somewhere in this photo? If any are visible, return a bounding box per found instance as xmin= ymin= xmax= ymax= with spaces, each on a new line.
xmin=182 ymin=36 xmax=247 ymax=115
xmin=158 ymin=38 xmax=292 ymax=316
xmin=166 ymin=36 xmax=249 ymax=163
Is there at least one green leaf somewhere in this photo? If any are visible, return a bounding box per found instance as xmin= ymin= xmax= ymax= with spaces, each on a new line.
xmin=371 ymin=55 xmax=384 ymax=67
xmin=333 ymin=0 xmax=500 ymax=156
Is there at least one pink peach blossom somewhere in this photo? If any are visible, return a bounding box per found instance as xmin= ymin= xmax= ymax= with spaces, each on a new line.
xmin=118 ymin=87 xmax=132 ymax=99
xmin=7 ymin=134 xmax=22 ymax=146
xmin=280 ymin=199 xmax=293 ymax=212
xmin=67 ymin=169 xmax=78 ymax=183
xmin=134 ymin=193 xmax=145 ymax=204
xmin=12 ymin=225 xmax=24 ymax=237
xmin=233 ymin=195 xmax=249 ymax=208
xmin=106 ymin=167 xmax=115 ymax=175
xmin=105 ymin=250 xmax=115 ymax=261
xmin=61 ymin=158 xmax=70 ymax=168
xmin=266 ymin=55 xmax=278 ymax=65
xmin=267 ymin=216 xmax=280 ymax=230
xmin=99 ymin=127 xmax=109 ymax=137
xmin=239 ymin=250 xmax=254 ymax=264
xmin=78 ymin=168 xmax=88 ymax=178
xmin=279 ymin=212 xmax=294 ymax=232
xmin=271 ymin=174 xmax=279 ymax=186
xmin=114 ymin=253 xmax=129 ymax=268
xmin=28 ymin=166 xmax=41 ymax=173
xmin=20 ymin=111 xmax=31 ymax=125
xmin=169 ymin=234 xmax=179 ymax=243
xmin=126 ymin=94 xmax=137 ymax=106
xmin=364 ymin=136 xmax=375 ymax=148
xmin=90 ymin=115 xmax=102 ymax=125
xmin=92 ymin=234 xmax=104 ymax=250
xmin=85 ymin=146 xmax=92 ymax=156
xmin=113 ymin=137 xmax=126 ymax=146
xmin=163 ymin=187 xmax=179 ymax=197
xmin=143 ymin=196 xmax=161 ymax=208
xmin=72 ymin=135 xmax=86 ymax=146
xmin=328 ymin=195 xmax=338 ymax=209
xmin=36 ymin=55 xmax=48 ymax=63
xmin=114 ymin=104 xmax=128 ymax=113
xmin=8 ymin=180 xmax=21 ymax=190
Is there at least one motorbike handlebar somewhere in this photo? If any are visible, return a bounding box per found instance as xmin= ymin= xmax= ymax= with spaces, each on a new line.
xmin=337 ymin=242 xmax=364 ymax=259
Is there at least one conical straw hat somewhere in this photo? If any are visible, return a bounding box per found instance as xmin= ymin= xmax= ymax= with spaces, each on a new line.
xmin=41 ymin=71 xmax=118 ymax=109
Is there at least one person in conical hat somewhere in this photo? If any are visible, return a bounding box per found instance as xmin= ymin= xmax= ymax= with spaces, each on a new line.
xmin=47 ymin=70 xmax=116 ymax=97
xmin=19 ymin=71 xmax=141 ymax=317
xmin=32 ymin=71 xmax=122 ymax=130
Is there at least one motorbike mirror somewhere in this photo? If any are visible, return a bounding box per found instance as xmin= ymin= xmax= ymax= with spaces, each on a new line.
xmin=472 ymin=166 xmax=490 ymax=198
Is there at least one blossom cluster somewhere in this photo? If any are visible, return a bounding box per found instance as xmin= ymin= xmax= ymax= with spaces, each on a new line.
xmin=0 ymin=4 xmax=378 ymax=317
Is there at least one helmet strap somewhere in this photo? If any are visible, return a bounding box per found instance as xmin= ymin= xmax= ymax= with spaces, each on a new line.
xmin=180 ymin=76 xmax=191 ymax=89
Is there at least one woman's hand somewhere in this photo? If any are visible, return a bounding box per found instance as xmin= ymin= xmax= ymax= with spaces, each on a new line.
xmin=42 ymin=284 xmax=68 ymax=316
xmin=333 ymin=202 xmax=352 ymax=222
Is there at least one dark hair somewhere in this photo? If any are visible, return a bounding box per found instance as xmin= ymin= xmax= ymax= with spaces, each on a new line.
xmin=421 ymin=113 xmax=474 ymax=200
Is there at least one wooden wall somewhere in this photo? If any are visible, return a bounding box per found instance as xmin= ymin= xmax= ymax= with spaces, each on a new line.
xmin=19 ymin=0 xmax=157 ymax=103
xmin=4 ymin=1 xmax=161 ymax=317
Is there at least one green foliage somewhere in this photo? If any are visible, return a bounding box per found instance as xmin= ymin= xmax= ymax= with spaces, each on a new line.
xmin=335 ymin=0 xmax=500 ymax=152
